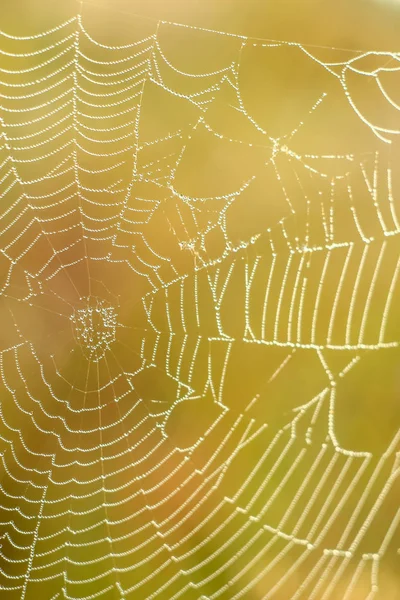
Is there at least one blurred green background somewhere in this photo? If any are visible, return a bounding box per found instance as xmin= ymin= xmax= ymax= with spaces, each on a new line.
xmin=0 ymin=1 xmax=399 ymax=599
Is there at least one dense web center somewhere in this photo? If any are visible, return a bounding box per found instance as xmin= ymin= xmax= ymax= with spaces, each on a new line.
xmin=70 ymin=297 xmax=117 ymax=360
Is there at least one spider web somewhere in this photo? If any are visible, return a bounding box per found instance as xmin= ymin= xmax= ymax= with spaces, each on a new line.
xmin=0 ymin=4 xmax=399 ymax=600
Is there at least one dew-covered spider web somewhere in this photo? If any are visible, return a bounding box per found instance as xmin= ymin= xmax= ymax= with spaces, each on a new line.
xmin=0 ymin=3 xmax=399 ymax=599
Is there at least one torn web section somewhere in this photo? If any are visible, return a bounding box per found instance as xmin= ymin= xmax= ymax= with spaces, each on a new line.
xmin=145 ymin=31 xmax=400 ymax=599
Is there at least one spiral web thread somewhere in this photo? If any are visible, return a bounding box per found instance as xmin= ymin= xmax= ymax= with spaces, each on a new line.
xmin=0 ymin=6 xmax=399 ymax=600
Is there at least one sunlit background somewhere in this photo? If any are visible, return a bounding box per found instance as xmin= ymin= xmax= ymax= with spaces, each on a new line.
xmin=0 ymin=1 xmax=399 ymax=599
